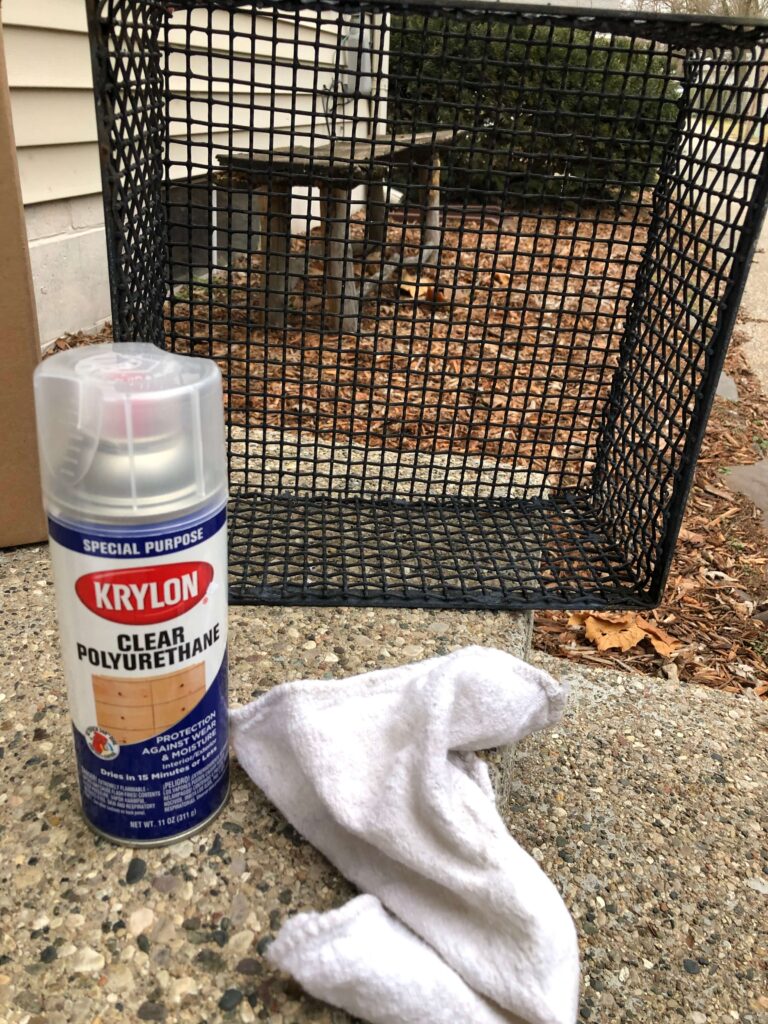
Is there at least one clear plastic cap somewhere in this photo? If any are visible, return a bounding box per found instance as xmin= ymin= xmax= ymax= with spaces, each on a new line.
xmin=34 ymin=343 xmax=228 ymax=522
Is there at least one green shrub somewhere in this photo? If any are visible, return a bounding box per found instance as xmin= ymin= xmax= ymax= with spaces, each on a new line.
xmin=388 ymin=16 xmax=681 ymax=204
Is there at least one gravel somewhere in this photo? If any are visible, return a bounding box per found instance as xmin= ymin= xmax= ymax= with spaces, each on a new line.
xmin=219 ymin=988 xmax=244 ymax=1011
xmin=1 ymin=542 xmax=767 ymax=1023
xmin=126 ymin=858 xmax=148 ymax=885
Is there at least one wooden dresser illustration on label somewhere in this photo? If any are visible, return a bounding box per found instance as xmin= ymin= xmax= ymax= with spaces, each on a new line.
xmin=92 ymin=663 xmax=206 ymax=745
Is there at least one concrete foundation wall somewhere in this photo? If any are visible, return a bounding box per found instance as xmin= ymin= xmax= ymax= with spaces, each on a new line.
xmin=25 ymin=185 xmax=368 ymax=344
xmin=25 ymin=194 xmax=111 ymax=347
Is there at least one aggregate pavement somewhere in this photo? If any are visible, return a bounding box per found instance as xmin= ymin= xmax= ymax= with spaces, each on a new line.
xmin=1 ymin=543 xmax=767 ymax=1024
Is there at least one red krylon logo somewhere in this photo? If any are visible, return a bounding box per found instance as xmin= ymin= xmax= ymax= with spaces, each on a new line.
xmin=75 ymin=562 xmax=213 ymax=624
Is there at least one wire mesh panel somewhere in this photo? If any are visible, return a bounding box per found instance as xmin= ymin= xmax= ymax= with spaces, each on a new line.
xmin=86 ymin=0 xmax=768 ymax=608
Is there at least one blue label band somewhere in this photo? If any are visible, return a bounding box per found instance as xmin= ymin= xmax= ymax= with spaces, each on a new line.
xmin=73 ymin=657 xmax=229 ymax=842
xmin=53 ymin=503 xmax=230 ymax=843
xmin=49 ymin=504 xmax=227 ymax=559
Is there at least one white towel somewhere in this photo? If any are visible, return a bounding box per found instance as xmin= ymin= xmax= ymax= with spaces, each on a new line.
xmin=268 ymin=893 xmax=526 ymax=1024
xmin=230 ymin=645 xmax=579 ymax=1024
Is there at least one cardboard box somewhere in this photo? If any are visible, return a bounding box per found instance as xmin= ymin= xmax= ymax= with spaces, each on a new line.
xmin=0 ymin=4 xmax=47 ymax=548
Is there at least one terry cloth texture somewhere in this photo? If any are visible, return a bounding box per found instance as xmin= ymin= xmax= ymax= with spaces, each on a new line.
xmin=231 ymin=645 xmax=579 ymax=1024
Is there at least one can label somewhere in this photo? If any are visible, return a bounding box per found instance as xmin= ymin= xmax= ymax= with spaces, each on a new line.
xmin=48 ymin=504 xmax=229 ymax=843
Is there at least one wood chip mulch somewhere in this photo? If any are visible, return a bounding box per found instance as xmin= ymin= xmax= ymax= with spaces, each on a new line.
xmin=169 ymin=205 xmax=643 ymax=485
xmin=48 ymin=204 xmax=768 ymax=697
xmin=534 ymin=329 xmax=768 ymax=697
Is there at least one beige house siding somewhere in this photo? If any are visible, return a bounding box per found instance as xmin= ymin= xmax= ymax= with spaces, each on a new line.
xmin=165 ymin=6 xmax=379 ymax=204
xmin=3 ymin=0 xmax=379 ymax=342
xmin=4 ymin=3 xmax=96 ymax=206
xmin=2 ymin=0 xmax=110 ymax=343
xmin=4 ymin=2 xmax=366 ymax=206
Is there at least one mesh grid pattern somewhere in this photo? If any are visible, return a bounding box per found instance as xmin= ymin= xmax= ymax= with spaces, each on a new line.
xmin=86 ymin=0 xmax=768 ymax=608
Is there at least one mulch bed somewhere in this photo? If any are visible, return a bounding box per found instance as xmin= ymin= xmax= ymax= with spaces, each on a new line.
xmin=535 ymin=328 xmax=768 ymax=697
xmin=49 ymin=204 xmax=768 ymax=697
xmin=168 ymin=204 xmax=642 ymax=486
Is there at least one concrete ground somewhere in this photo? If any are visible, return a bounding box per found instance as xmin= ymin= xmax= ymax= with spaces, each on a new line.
xmin=741 ymin=211 xmax=768 ymax=395
xmin=4 ymin=115 xmax=768 ymax=1024
xmin=721 ymin=209 xmax=768 ymax=528
xmin=741 ymin=215 xmax=768 ymax=395
xmin=1 ymin=542 xmax=767 ymax=1024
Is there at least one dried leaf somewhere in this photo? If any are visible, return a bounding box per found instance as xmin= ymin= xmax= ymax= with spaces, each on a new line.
xmin=567 ymin=611 xmax=588 ymax=628
xmin=678 ymin=527 xmax=705 ymax=544
xmin=583 ymin=614 xmax=647 ymax=652
xmin=674 ymin=577 xmax=700 ymax=596
xmin=636 ymin=616 xmax=682 ymax=658
xmin=399 ymin=272 xmax=445 ymax=303
xmin=569 ymin=611 xmax=681 ymax=657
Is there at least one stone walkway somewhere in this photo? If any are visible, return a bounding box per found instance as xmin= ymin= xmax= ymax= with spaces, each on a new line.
xmin=4 ymin=121 xmax=768 ymax=1024
xmin=741 ymin=213 xmax=768 ymax=398
xmin=725 ymin=213 xmax=768 ymax=525
xmin=2 ymin=541 xmax=767 ymax=1023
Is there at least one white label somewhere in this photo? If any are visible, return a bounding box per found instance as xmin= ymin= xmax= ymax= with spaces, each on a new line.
xmin=47 ymin=505 xmax=229 ymax=841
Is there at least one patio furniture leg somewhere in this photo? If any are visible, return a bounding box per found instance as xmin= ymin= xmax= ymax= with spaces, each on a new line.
xmin=362 ymin=178 xmax=387 ymax=268
xmin=423 ymin=154 xmax=442 ymax=268
xmin=327 ymin=187 xmax=359 ymax=334
xmin=358 ymin=158 xmax=443 ymax=300
xmin=214 ymin=181 xmax=266 ymax=271
xmin=264 ymin=177 xmax=291 ymax=328
xmin=318 ymin=183 xmax=330 ymax=261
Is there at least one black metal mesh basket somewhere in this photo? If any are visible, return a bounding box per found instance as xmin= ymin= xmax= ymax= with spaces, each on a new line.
xmin=86 ymin=0 xmax=768 ymax=609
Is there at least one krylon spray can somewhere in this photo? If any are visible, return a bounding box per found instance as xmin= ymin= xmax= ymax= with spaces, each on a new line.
xmin=33 ymin=343 xmax=230 ymax=845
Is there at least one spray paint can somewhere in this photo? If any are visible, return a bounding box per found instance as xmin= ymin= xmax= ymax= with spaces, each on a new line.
xmin=34 ymin=343 xmax=229 ymax=845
